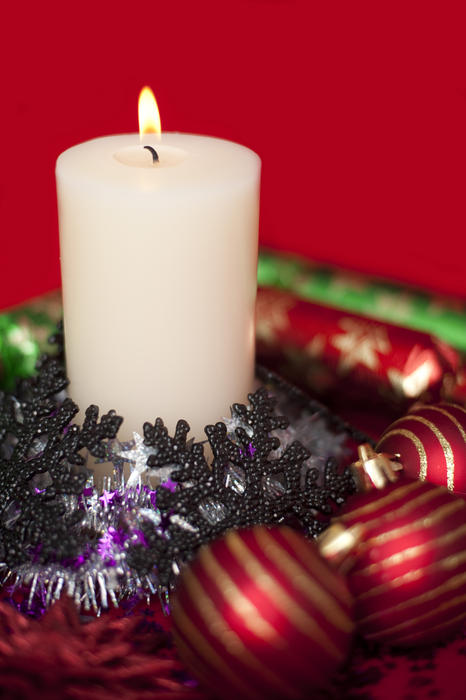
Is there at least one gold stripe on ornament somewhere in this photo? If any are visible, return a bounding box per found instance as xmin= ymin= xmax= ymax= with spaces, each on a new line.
xmin=280 ymin=528 xmax=353 ymax=607
xmin=425 ymin=406 xmax=466 ymax=491
xmin=364 ymin=592 xmax=466 ymax=641
xmin=385 ymin=415 xmax=455 ymax=490
xmin=395 ymin=610 xmax=466 ymax=645
xmin=358 ymin=549 xmax=466 ymax=601
xmin=180 ymin=565 xmax=298 ymax=697
xmin=346 ymin=482 xmax=449 ymax=537
xmin=440 ymin=401 xmax=466 ymax=416
xmin=224 ymin=531 xmax=344 ymax=661
xmin=355 ymin=522 xmax=466 ymax=577
xmin=360 ymin=571 xmax=466 ymax=624
xmin=337 ymin=480 xmax=423 ymax=523
xmin=378 ymin=428 xmax=428 ymax=480
xmin=172 ymin=597 xmax=261 ymax=698
xmin=428 ymin=405 xmax=466 ymax=443
xmin=253 ymin=528 xmax=354 ymax=633
xmin=363 ymin=497 xmax=465 ymax=549
xmin=196 ymin=546 xmax=283 ymax=646
xmin=406 ymin=415 xmax=455 ymax=490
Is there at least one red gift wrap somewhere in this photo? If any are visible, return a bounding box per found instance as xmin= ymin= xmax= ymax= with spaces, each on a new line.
xmin=256 ymin=288 xmax=462 ymax=434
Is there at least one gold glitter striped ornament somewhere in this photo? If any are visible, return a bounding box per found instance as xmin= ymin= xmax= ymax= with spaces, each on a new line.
xmin=171 ymin=525 xmax=355 ymax=699
xmin=376 ymin=403 xmax=466 ymax=496
xmin=338 ymin=477 xmax=466 ymax=647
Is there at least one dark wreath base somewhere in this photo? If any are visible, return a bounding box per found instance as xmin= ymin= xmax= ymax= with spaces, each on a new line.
xmin=0 ymin=328 xmax=370 ymax=614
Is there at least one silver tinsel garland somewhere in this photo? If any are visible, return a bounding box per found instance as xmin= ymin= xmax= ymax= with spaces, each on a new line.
xmin=0 ymin=350 xmax=363 ymax=615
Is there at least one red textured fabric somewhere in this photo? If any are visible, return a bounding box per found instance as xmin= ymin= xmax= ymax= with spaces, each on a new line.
xmin=0 ymin=593 xmax=464 ymax=698
xmin=336 ymin=629 xmax=466 ymax=699
xmin=0 ymin=596 xmax=204 ymax=700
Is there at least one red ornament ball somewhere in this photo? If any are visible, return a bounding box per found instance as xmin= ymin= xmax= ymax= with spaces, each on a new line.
xmin=339 ymin=477 xmax=466 ymax=647
xmin=171 ymin=525 xmax=354 ymax=699
xmin=376 ymin=402 xmax=466 ymax=496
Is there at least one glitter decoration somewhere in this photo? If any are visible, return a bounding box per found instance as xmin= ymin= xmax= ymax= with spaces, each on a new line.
xmin=0 ymin=332 xmax=363 ymax=613
xmin=116 ymin=431 xmax=177 ymax=488
xmin=224 ymin=463 xmax=246 ymax=494
xmin=0 ymin=351 xmax=122 ymax=574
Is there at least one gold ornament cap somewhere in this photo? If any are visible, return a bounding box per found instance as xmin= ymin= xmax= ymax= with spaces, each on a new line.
xmin=317 ymin=522 xmax=366 ymax=573
xmin=351 ymin=443 xmax=403 ymax=492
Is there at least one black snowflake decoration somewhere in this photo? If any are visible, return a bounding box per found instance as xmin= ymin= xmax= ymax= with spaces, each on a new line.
xmin=124 ymin=376 xmax=360 ymax=589
xmin=0 ymin=351 xmax=122 ymax=571
xmin=0 ymin=332 xmax=366 ymax=611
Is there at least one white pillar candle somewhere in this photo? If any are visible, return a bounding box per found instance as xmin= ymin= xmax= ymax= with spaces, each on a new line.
xmin=56 ymin=132 xmax=261 ymax=455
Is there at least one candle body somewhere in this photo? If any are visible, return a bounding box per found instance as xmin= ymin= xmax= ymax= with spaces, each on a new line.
xmin=56 ymin=133 xmax=260 ymax=445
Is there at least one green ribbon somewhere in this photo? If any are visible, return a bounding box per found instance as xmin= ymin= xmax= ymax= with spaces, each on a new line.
xmin=258 ymin=251 xmax=466 ymax=352
xmin=1 ymin=254 xmax=465 ymax=392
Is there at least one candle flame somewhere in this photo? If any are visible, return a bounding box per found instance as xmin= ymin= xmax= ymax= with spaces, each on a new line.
xmin=138 ymin=86 xmax=161 ymax=139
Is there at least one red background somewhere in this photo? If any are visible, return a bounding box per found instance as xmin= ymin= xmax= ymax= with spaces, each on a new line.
xmin=1 ymin=0 xmax=465 ymax=309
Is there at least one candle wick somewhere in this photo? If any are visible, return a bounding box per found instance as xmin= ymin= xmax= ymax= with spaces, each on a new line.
xmin=143 ymin=146 xmax=159 ymax=164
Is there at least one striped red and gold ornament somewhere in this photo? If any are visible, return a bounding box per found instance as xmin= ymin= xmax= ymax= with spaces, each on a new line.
xmin=337 ymin=476 xmax=466 ymax=647
xmin=376 ymin=402 xmax=466 ymax=496
xmin=171 ymin=525 xmax=355 ymax=700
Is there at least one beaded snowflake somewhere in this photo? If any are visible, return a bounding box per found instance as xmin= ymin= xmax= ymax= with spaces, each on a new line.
xmin=0 ymin=333 xmax=364 ymax=613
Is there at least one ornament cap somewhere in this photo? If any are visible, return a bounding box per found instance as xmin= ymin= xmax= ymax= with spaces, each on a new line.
xmin=317 ymin=521 xmax=366 ymax=572
xmin=351 ymin=443 xmax=403 ymax=491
